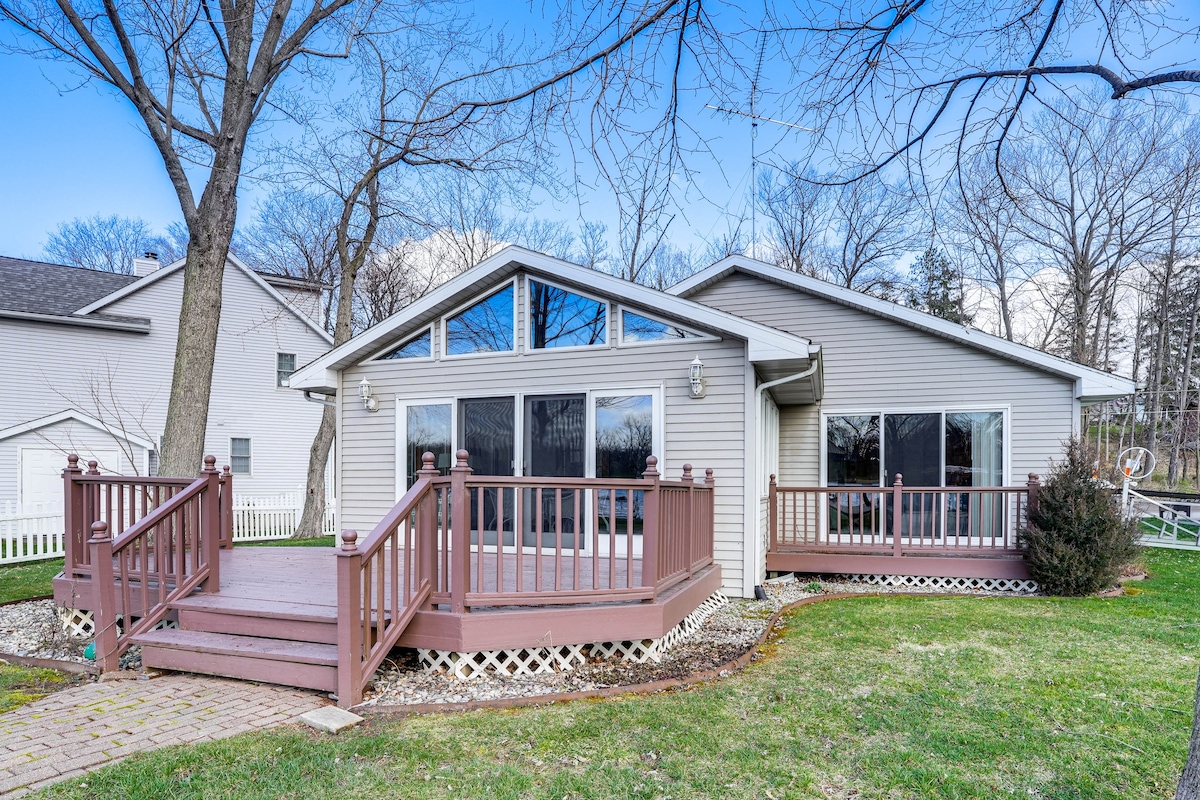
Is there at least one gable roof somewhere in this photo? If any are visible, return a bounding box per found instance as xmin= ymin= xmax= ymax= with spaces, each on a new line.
xmin=0 ymin=256 xmax=141 ymax=317
xmin=288 ymin=246 xmax=820 ymax=395
xmin=0 ymin=409 xmax=157 ymax=450
xmin=670 ymin=256 xmax=1136 ymax=403
xmin=74 ymin=253 xmax=333 ymax=344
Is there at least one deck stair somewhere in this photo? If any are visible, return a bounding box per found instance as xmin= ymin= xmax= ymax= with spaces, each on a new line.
xmin=130 ymin=595 xmax=351 ymax=694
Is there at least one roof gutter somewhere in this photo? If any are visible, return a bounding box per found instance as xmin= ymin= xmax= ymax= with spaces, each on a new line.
xmin=754 ymin=358 xmax=821 ymax=405
xmin=303 ymin=390 xmax=337 ymax=408
xmin=0 ymin=308 xmax=150 ymax=333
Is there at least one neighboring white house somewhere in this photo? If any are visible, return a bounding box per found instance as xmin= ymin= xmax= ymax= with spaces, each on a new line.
xmin=0 ymin=253 xmax=333 ymax=513
xmin=288 ymin=246 xmax=1136 ymax=599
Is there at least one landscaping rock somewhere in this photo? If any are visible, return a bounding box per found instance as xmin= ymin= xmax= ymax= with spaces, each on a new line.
xmin=0 ymin=599 xmax=90 ymax=664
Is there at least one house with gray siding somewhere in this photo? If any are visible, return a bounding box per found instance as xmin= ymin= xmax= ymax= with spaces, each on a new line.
xmin=289 ymin=247 xmax=1135 ymax=599
xmin=0 ymin=253 xmax=332 ymax=513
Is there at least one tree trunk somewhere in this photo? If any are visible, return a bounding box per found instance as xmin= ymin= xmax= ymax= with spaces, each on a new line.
xmin=1176 ymin=669 xmax=1200 ymax=799
xmin=158 ymin=174 xmax=240 ymax=476
xmin=294 ymin=404 xmax=336 ymax=537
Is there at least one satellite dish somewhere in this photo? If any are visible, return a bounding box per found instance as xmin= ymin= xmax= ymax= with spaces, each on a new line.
xmin=1116 ymin=446 xmax=1155 ymax=481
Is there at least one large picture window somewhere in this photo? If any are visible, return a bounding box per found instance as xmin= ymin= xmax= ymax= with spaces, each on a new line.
xmin=445 ymin=285 xmax=514 ymax=355
xmin=528 ymin=281 xmax=606 ymax=349
xmin=825 ymin=410 xmax=1006 ymax=539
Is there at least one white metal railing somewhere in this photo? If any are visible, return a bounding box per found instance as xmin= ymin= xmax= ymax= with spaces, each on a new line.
xmin=230 ymin=493 xmax=337 ymax=541
xmin=0 ymin=501 xmax=65 ymax=564
xmin=1124 ymin=485 xmax=1200 ymax=549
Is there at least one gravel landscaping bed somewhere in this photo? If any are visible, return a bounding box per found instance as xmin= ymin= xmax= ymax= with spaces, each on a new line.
xmin=0 ymin=599 xmax=90 ymax=664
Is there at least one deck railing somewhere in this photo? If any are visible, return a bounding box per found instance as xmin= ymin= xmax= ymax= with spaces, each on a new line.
xmin=334 ymin=451 xmax=715 ymax=706
xmin=88 ymin=457 xmax=225 ymax=670
xmin=62 ymin=454 xmax=232 ymax=578
xmin=769 ymin=473 xmax=1040 ymax=557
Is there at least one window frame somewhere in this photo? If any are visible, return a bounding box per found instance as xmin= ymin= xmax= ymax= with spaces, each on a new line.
xmin=369 ymin=326 xmax=435 ymax=362
xmin=616 ymin=305 xmax=715 ymax=347
xmin=524 ymin=277 xmax=610 ymax=353
xmin=818 ymin=406 xmax=1011 ymax=488
xmin=440 ymin=279 xmax=518 ymax=360
xmin=276 ymin=352 xmax=296 ymax=388
xmin=395 ymin=397 xmax=456 ymax=498
xmin=229 ymin=437 xmax=253 ymax=477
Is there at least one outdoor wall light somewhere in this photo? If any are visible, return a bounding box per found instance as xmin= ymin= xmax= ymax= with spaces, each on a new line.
xmin=358 ymin=377 xmax=379 ymax=412
xmin=689 ymin=356 xmax=706 ymax=398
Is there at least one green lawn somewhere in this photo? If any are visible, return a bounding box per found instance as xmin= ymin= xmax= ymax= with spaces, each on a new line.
xmin=28 ymin=548 xmax=1200 ymax=799
xmin=0 ymin=558 xmax=62 ymax=604
xmin=0 ymin=663 xmax=77 ymax=713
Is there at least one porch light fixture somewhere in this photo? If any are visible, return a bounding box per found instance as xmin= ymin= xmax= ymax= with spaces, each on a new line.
xmin=358 ymin=377 xmax=379 ymax=412
xmin=688 ymin=355 xmax=706 ymax=398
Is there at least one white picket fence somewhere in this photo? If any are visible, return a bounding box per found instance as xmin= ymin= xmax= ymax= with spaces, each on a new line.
xmin=231 ymin=493 xmax=337 ymax=541
xmin=0 ymin=501 xmax=65 ymax=564
xmin=0 ymin=494 xmax=337 ymax=565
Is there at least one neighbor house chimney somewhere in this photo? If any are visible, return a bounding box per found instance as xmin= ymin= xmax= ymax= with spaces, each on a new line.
xmin=132 ymin=252 xmax=160 ymax=277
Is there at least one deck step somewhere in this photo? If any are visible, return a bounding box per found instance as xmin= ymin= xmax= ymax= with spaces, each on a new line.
xmin=171 ymin=596 xmax=339 ymax=644
xmin=133 ymin=629 xmax=338 ymax=693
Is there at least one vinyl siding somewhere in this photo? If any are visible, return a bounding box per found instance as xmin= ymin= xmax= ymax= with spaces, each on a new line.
xmin=0 ymin=262 xmax=329 ymax=501
xmin=0 ymin=422 xmax=142 ymax=506
xmin=337 ymin=273 xmax=749 ymax=593
xmin=691 ymin=272 xmax=1076 ymax=485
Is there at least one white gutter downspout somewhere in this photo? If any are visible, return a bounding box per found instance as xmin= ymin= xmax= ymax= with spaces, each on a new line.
xmin=303 ymin=390 xmax=337 ymax=408
xmin=751 ymin=358 xmax=821 ymax=594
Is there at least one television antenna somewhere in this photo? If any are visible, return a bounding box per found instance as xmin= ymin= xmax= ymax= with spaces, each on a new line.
xmin=705 ymin=35 xmax=813 ymax=260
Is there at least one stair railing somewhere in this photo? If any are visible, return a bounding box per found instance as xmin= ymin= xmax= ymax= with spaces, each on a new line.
xmin=336 ymin=453 xmax=437 ymax=707
xmin=89 ymin=457 xmax=223 ymax=671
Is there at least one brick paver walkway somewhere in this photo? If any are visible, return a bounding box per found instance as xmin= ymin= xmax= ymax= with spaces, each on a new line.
xmin=0 ymin=675 xmax=327 ymax=797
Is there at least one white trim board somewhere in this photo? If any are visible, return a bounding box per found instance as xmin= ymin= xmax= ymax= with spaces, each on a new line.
xmin=73 ymin=254 xmax=333 ymax=344
xmin=669 ymin=256 xmax=1135 ymax=404
xmin=288 ymin=246 xmax=818 ymax=394
xmin=0 ymin=409 xmax=156 ymax=450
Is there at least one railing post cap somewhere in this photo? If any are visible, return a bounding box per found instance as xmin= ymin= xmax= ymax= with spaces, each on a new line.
xmin=769 ymin=473 xmax=776 ymax=484
xmin=65 ymin=453 xmax=82 ymax=473
xmin=1028 ymin=472 xmax=1040 ymax=483
xmin=89 ymin=520 xmax=110 ymax=542
xmin=202 ymin=455 xmax=218 ymax=473
xmin=893 ymin=473 xmax=903 ymax=485
xmin=454 ymin=450 xmax=470 ymax=469
xmin=705 ymin=467 xmax=715 ymax=485
xmin=682 ymin=463 xmax=693 ymax=478
xmin=340 ymin=529 xmax=359 ymax=552
xmin=87 ymin=460 xmax=100 ymax=475
xmin=642 ymin=455 xmax=660 ymax=479
xmin=422 ymin=451 xmax=437 ymax=471
xmin=222 ymin=465 xmax=232 ymax=478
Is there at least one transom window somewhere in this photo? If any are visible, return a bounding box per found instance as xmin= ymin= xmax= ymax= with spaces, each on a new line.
xmin=621 ymin=310 xmax=701 ymax=343
xmin=528 ymin=280 xmax=607 ymax=349
xmin=445 ymin=284 xmax=514 ymax=356
xmin=382 ymin=329 xmax=432 ymax=360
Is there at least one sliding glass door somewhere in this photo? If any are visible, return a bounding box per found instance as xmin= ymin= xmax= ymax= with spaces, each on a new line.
xmin=523 ymin=394 xmax=585 ymax=548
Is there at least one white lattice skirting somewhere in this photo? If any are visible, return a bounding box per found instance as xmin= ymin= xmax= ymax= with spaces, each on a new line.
xmin=835 ymin=574 xmax=1039 ymax=593
xmin=418 ymin=592 xmax=730 ymax=680
xmin=56 ymin=607 xmax=179 ymax=639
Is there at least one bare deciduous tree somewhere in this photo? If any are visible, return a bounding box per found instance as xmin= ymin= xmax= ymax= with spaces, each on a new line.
xmin=43 ymin=215 xmax=181 ymax=273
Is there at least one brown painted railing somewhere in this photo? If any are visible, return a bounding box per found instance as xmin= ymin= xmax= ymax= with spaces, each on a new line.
xmin=335 ymin=451 xmax=716 ymax=706
xmin=769 ymin=473 xmax=1040 ymax=556
xmin=88 ymin=457 xmax=225 ymax=670
xmin=336 ymin=455 xmax=437 ymax=706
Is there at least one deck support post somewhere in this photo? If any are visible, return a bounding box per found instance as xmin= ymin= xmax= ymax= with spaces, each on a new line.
xmin=683 ymin=465 xmax=695 ymax=579
xmin=768 ymin=473 xmax=777 ymax=558
xmin=218 ymin=466 xmax=234 ymax=550
xmin=336 ymin=529 xmax=363 ymax=708
xmin=449 ymin=451 xmax=472 ymax=614
xmin=88 ymin=521 xmax=120 ymax=672
xmin=201 ymin=457 xmax=221 ymax=593
xmin=417 ymin=453 xmax=440 ymax=609
xmin=62 ymin=454 xmax=84 ymax=577
xmin=891 ymin=474 xmax=904 ymax=559
xmin=641 ymin=456 xmax=661 ymax=597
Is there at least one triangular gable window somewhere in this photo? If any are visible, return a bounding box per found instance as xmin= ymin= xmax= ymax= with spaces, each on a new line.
xmin=529 ymin=280 xmax=607 ymax=349
xmin=446 ymin=284 xmax=515 ymax=355
xmin=620 ymin=309 xmax=702 ymax=343
xmin=381 ymin=329 xmax=432 ymax=360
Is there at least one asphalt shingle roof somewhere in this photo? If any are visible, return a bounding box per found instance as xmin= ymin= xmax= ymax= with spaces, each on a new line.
xmin=0 ymin=256 xmax=140 ymax=316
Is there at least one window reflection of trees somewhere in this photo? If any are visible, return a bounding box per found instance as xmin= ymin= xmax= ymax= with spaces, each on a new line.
xmin=826 ymin=415 xmax=880 ymax=486
xmin=622 ymin=311 xmax=697 ymax=342
xmin=596 ymin=396 xmax=653 ymax=479
xmin=529 ymin=281 xmax=606 ymax=349
xmin=383 ymin=330 xmax=431 ymax=359
xmin=446 ymin=286 xmax=514 ymax=354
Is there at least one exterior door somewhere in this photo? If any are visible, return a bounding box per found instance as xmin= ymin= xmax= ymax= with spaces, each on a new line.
xmin=522 ymin=394 xmax=585 ymax=548
xmin=460 ymin=397 xmax=515 ymax=547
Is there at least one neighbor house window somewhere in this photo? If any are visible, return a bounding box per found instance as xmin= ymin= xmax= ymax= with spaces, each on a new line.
xmin=382 ymin=329 xmax=432 ymax=360
xmin=445 ymin=285 xmax=514 ymax=355
xmin=276 ymin=353 xmax=296 ymax=387
xmin=230 ymin=438 xmax=252 ymax=475
xmin=621 ymin=310 xmax=700 ymax=343
xmin=528 ymin=280 xmax=606 ymax=349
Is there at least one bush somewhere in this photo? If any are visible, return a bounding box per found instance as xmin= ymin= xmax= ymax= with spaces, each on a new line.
xmin=1019 ymin=438 xmax=1141 ymax=596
